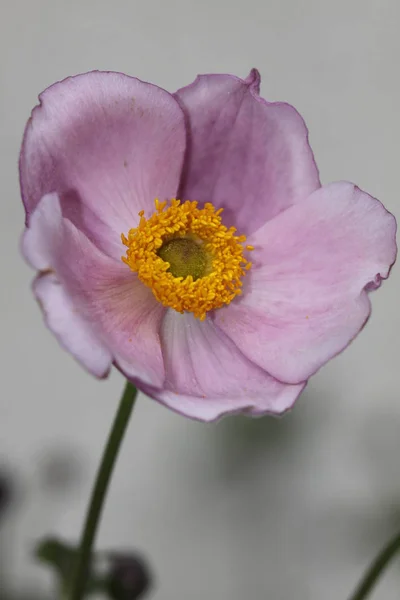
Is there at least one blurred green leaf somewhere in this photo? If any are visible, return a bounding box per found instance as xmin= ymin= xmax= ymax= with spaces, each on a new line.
xmin=34 ymin=537 xmax=105 ymax=596
xmin=34 ymin=537 xmax=152 ymax=598
xmin=35 ymin=537 xmax=75 ymax=578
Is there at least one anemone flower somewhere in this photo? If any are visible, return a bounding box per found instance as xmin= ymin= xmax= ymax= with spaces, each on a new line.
xmin=20 ymin=69 xmax=397 ymax=421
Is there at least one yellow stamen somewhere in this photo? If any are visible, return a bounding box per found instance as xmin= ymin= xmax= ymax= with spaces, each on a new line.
xmin=121 ymin=199 xmax=252 ymax=320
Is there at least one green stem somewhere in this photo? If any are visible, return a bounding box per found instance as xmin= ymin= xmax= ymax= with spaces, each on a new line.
xmin=67 ymin=381 xmax=137 ymax=600
xmin=348 ymin=529 xmax=400 ymax=600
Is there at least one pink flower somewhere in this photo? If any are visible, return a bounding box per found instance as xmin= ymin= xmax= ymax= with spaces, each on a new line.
xmin=20 ymin=69 xmax=396 ymax=421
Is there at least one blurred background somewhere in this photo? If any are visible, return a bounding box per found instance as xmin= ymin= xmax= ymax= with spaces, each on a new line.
xmin=1 ymin=0 xmax=400 ymax=598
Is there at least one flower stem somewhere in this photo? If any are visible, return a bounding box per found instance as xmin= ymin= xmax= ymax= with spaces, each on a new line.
xmin=67 ymin=380 xmax=137 ymax=600
xmin=348 ymin=529 xmax=400 ymax=600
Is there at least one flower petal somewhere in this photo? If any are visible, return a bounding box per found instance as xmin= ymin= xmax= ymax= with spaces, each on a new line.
xmin=143 ymin=310 xmax=305 ymax=422
xmin=175 ymin=70 xmax=320 ymax=235
xmin=33 ymin=272 xmax=112 ymax=378
xmin=215 ymin=182 xmax=397 ymax=384
xmin=54 ymin=220 xmax=166 ymax=387
xmin=25 ymin=194 xmax=165 ymax=387
xmin=20 ymin=71 xmax=186 ymax=258
xmin=21 ymin=192 xmax=62 ymax=270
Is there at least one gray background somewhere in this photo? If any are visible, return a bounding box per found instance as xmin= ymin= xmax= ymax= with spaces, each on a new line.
xmin=1 ymin=0 xmax=400 ymax=598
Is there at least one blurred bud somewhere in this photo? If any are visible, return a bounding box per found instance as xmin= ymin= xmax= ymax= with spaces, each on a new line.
xmin=107 ymin=552 xmax=152 ymax=599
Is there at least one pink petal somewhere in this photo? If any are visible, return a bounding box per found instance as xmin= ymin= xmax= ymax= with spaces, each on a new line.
xmin=55 ymin=220 xmax=166 ymax=387
xmin=215 ymin=182 xmax=397 ymax=384
xmin=175 ymin=70 xmax=320 ymax=235
xmin=33 ymin=272 xmax=112 ymax=378
xmin=144 ymin=310 xmax=305 ymax=422
xmin=25 ymin=194 xmax=165 ymax=387
xmin=20 ymin=71 xmax=186 ymax=259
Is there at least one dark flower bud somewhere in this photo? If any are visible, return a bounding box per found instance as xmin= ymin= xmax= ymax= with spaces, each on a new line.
xmin=107 ymin=552 xmax=152 ymax=599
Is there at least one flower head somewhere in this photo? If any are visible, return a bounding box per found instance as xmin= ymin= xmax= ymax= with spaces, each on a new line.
xmin=20 ymin=69 xmax=397 ymax=421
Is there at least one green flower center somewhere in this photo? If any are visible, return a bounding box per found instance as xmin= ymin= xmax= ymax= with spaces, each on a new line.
xmin=157 ymin=237 xmax=208 ymax=281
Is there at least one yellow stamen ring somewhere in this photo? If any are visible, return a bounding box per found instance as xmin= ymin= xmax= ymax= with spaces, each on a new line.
xmin=121 ymin=199 xmax=252 ymax=320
